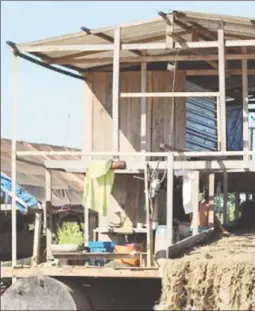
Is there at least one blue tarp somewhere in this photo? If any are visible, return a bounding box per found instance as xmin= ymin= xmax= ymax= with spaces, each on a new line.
xmin=0 ymin=172 xmax=39 ymax=212
xmin=227 ymin=106 xmax=255 ymax=152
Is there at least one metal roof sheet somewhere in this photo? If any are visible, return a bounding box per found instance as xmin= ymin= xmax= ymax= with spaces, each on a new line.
xmin=1 ymin=139 xmax=84 ymax=206
xmin=13 ymin=10 xmax=255 ymax=72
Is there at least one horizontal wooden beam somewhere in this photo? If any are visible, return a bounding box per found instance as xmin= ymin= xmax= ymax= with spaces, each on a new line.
xmin=18 ymin=44 xmax=114 ymax=53
xmin=18 ymin=39 xmax=255 ymax=54
xmin=16 ymin=150 xmax=255 ymax=157
xmin=0 ymin=257 xmax=32 ymax=268
xmin=55 ymin=52 xmax=255 ymax=65
xmin=52 ymin=252 xmax=142 ymax=260
xmin=18 ymin=41 xmax=218 ymax=53
xmin=122 ymin=41 xmax=219 ymax=50
xmin=1 ymin=266 xmax=161 ymax=279
xmin=186 ymin=69 xmax=255 ymax=76
xmin=94 ymin=227 xmax=147 ymax=234
xmin=225 ymin=39 xmax=255 ymax=47
xmin=43 ymin=159 xmax=255 ymax=173
xmin=174 ymin=160 xmax=255 ymax=171
xmin=120 ymin=92 xmax=219 ymax=98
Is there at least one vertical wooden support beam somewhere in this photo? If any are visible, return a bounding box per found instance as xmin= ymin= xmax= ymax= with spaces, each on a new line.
xmin=84 ymin=198 xmax=89 ymax=247
xmin=218 ymin=22 xmax=227 ymax=151
xmin=192 ymin=170 xmax=199 ymax=236
xmin=83 ymin=78 xmax=93 ymax=161
xmin=191 ymin=28 xmax=199 ymax=42
xmin=11 ymin=55 xmax=18 ymax=283
xmin=144 ymin=161 xmax=152 ymax=267
xmin=235 ymin=192 xmax=239 ymax=220
xmin=223 ymin=171 xmax=228 ymax=225
xmin=242 ymin=47 xmax=249 ymax=160
xmin=140 ymin=61 xmax=147 ymax=152
xmin=83 ymin=78 xmax=92 ymax=247
xmin=42 ymin=202 xmax=47 ymax=236
xmin=112 ymin=26 xmax=121 ymax=156
xmin=45 ymin=169 xmax=53 ymax=261
xmin=208 ymin=173 xmax=215 ymax=227
xmin=166 ymin=14 xmax=174 ymax=49
xmin=32 ymin=211 xmax=42 ymax=264
xmin=166 ymin=153 xmax=174 ymax=256
xmin=216 ymin=96 xmax=222 ymax=151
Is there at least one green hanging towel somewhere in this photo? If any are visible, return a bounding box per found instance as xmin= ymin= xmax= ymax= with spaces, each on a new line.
xmin=83 ymin=160 xmax=115 ymax=216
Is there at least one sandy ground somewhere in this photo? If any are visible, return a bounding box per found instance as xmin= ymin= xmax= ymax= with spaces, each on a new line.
xmin=156 ymin=232 xmax=255 ymax=311
xmin=182 ymin=231 xmax=255 ymax=262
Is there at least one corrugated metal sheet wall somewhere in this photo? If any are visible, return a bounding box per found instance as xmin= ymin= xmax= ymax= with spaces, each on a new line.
xmin=185 ymin=81 xmax=217 ymax=151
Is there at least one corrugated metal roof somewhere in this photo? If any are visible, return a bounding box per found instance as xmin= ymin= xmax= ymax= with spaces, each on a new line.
xmin=14 ymin=10 xmax=255 ymax=72
xmin=1 ymin=139 xmax=84 ymax=206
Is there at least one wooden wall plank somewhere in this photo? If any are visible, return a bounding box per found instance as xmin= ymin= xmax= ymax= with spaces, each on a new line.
xmin=89 ymin=70 xmax=186 ymax=227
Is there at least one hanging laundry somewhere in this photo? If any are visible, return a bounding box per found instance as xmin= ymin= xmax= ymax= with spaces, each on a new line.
xmin=182 ymin=170 xmax=195 ymax=215
xmin=83 ymin=160 xmax=115 ymax=216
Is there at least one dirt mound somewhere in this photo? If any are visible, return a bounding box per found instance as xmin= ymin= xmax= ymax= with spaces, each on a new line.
xmin=155 ymin=233 xmax=255 ymax=310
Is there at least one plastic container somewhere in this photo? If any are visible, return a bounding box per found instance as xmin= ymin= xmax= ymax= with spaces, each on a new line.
xmin=114 ymin=243 xmax=142 ymax=267
xmin=199 ymin=202 xmax=209 ymax=227
xmin=87 ymin=241 xmax=115 ymax=266
xmin=154 ymin=225 xmax=168 ymax=259
xmin=191 ymin=202 xmax=209 ymax=229
xmin=87 ymin=241 xmax=115 ymax=252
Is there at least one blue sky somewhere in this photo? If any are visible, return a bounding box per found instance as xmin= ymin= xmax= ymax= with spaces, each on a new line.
xmin=1 ymin=1 xmax=255 ymax=148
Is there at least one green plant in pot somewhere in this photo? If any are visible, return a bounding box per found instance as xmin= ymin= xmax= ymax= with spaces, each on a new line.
xmin=53 ymin=222 xmax=84 ymax=252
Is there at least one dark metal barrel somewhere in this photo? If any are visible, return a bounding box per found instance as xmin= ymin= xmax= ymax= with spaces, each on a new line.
xmin=1 ymin=276 xmax=91 ymax=310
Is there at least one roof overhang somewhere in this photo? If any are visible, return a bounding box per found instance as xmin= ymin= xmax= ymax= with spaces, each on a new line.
xmin=7 ymin=10 xmax=255 ymax=73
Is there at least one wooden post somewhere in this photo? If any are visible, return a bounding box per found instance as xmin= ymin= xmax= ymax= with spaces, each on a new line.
xmin=235 ymin=192 xmax=239 ymax=220
xmin=83 ymin=78 xmax=93 ymax=162
xmin=140 ymin=60 xmax=147 ymax=152
xmin=112 ymin=26 xmax=121 ymax=157
xmin=83 ymin=78 xmax=92 ymax=247
xmin=84 ymin=198 xmax=89 ymax=247
xmin=166 ymin=153 xmax=174 ymax=256
xmin=166 ymin=14 xmax=174 ymax=49
xmin=242 ymin=47 xmax=249 ymax=161
xmin=218 ymin=22 xmax=227 ymax=151
xmin=42 ymin=202 xmax=47 ymax=235
xmin=45 ymin=169 xmax=53 ymax=261
xmin=32 ymin=211 xmax=42 ymax=264
xmin=192 ymin=171 xmax=199 ymax=236
xmin=11 ymin=55 xmax=18 ymax=283
xmin=144 ymin=160 xmax=152 ymax=267
xmin=223 ymin=171 xmax=228 ymax=225
xmin=208 ymin=173 xmax=215 ymax=227
xmin=216 ymin=96 xmax=222 ymax=150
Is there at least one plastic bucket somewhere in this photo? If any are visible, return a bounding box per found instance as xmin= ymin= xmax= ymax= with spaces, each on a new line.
xmin=154 ymin=225 xmax=168 ymax=259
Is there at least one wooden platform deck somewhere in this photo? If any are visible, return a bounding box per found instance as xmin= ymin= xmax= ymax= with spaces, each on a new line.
xmin=1 ymin=265 xmax=161 ymax=279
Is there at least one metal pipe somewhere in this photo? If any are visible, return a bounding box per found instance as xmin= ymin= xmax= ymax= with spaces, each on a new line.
xmin=6 ymin=41 xmax=85 ymax=81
